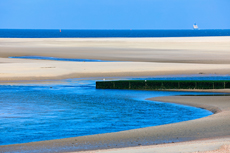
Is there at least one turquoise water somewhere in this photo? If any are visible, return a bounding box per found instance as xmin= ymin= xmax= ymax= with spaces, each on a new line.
xmin=0 ymin=79 xmax=214 ymax=145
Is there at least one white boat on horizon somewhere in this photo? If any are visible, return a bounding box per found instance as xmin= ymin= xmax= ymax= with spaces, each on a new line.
xmin=193 ymin=23 xmax=198 ymax=29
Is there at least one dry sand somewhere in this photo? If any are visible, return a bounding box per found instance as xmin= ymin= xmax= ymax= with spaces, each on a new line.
xmin=1 ymin=37 xmax=230 ymax=153
xmin=1 ymin=37 xmax=230 ymax=82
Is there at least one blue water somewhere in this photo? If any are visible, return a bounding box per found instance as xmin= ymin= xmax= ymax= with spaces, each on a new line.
xmin=0 ymin=29 xmax=230 ymax=38
xmin=9 ymin=56 xmax=108 ymax=62
xmin=0 ymin=79 xmax=215 ymax=145
xmin=126 ymin=75 xmax=230 ymax=81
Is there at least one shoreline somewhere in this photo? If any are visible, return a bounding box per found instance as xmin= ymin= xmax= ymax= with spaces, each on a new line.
xmin=1 ymin=37 xmax=230 ymax=152
xmin=1 ymin=89 xmax=230 ymax=153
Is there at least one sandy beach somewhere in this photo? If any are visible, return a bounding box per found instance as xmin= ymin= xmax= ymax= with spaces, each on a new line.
xmin=0 ymin=37 xmax=230 ymax=153
xmin=1 ymin=37 xmax=230 ymax=82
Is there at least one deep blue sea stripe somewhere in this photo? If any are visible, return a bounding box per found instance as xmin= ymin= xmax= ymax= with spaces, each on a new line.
xmin=0 ymin=29 xmax=230 ymax=38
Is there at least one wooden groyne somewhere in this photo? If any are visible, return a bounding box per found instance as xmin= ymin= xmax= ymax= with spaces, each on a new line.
xmin=96 ymin=80 xmax=230 ymax=90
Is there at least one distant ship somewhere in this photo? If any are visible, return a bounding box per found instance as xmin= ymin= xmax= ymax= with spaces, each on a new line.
xmin=193 ymin=23 xmax=198 ymax=29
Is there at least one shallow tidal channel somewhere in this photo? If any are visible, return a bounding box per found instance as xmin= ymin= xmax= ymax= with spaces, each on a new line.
xmin=0 ymin=78 xmax=215 ymax=145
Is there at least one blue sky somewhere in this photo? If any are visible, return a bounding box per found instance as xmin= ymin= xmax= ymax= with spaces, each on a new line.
xmin=0 ymin=0 xmax=229 ymax=29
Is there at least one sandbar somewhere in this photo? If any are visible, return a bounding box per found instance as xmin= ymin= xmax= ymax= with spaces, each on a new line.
xmin=1 ymin=37 xmax=230 ymax=82
xmin=0 ymin=37 xmax=230 ymax=153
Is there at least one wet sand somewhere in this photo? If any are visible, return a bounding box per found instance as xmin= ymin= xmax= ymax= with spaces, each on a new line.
xmin=75 ymin=95 xmax=230 ymax=153
xmin=76 ymin=137 xmax=230 ymax=153
xmin=0 ymin=37 xmax=230 ymax=152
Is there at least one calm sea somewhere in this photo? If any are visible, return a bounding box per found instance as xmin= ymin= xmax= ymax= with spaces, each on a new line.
xmin=0 ymin=78 xmax=216 ymax=145
xmin=0 ymin=29 xmax=230 ymax=38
